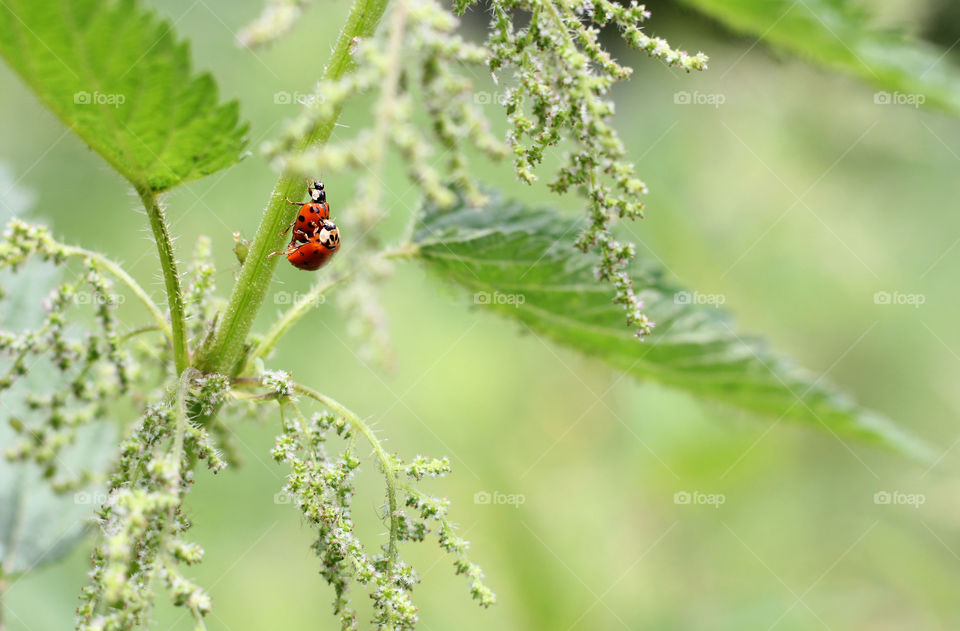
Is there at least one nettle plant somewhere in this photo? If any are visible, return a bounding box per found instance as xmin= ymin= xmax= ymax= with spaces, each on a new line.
xmin=0 ymin=0 xmax=939 ymax=629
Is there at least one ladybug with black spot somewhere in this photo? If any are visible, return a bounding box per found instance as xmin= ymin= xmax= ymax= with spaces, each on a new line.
xmin=270 ymin=179 xmax=342 ymax=271
xmin=279 ymin=225 xmax=341 ymax=270
xmin=282 ymin=179 xmax=331 ymax=244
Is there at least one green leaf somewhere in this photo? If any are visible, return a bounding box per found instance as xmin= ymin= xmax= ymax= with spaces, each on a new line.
xmin=0 ymin=0 xmax=248 ymax=192
xmin=0 ymin=423 xmax=115 ymax=579
xmin=411 ymin=191 xmax=932 ymax=460
xmin=679 ymin=0 xmax=960 ymax=116
xmin=0 ymin=255 xmax=115 ymax=579
xmin=0 ymin=166 xmax=115 ymax=579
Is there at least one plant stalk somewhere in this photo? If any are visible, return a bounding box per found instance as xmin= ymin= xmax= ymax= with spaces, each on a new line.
xmin=291 ymin=384 xmax=400 ymax=562
xmin=195 ymin=0 xmax=393 ymax=376
xmin=59 ymin=244 xmax=173 ymax=344
xmin=138 ymin=188 xmax=189 ymax=374
xmin=242 ymin=273 xmax=348 ymax=374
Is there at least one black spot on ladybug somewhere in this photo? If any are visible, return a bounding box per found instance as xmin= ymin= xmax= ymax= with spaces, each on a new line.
xmin=298 ymin=215 xmax=305 ymax=222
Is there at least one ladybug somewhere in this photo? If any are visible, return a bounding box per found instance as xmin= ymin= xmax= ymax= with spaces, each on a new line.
xmin=282 ymin=180 xmax=331 ymax=244
xmin=270 ymin=220 xmax=341 ymax=271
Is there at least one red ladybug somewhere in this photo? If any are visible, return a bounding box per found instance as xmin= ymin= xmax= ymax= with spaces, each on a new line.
xmin=271 ymin=220 xmax=341 ymax=270
xmin=282 ymin=180 xmax=331 ymax=244
xmin=270 ymin=180 xmax=342 ymax=271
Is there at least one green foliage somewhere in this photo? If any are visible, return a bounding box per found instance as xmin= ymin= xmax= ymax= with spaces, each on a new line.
xmin=0 ymin=0 xmax=247 ymax=192
xmin=411 ymin=191 xmax=932 ymax=460
xmin=266 ymin=388 xmax=493 ymax=630
xmin=194 ymin=0 xmax=392 ymax=376
xmin=267 ymin=0 xmax=709 ymax=347
xmin=681 ymin=0 xmax=960 ymax=115
xmin=0 ymin=422 xmax=113 ymax=578
xmin=0 ymin=0 xmax=948 ymax=627
xmin=76 ymin=370 xmax=224 ymax=631
xmin=475 ymin=0 xmax=708 ymax=338
xmin=0 ymin=234 xmax=115 ymax=579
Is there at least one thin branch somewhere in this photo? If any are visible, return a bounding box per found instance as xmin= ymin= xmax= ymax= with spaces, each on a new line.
xmin=58 ymin=243 xmax=173 ymax=344
xmin=240 ymin=246 xmax=416 ymax=376
xmin=242 ymin=273 xmax=348 ymax=375
xmin=137 ymin=187 xmax=189 ymax=373
xmin=195 ymin=0 xmax=394 ymax=377
xmin=291 ymin=383 xmax=401 ymax=565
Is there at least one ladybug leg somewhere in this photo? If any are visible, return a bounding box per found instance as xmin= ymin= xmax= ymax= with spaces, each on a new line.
xmin=267 ymin=243 xmax=298 ymax=259
xmin=279 ymin=198 xmax=303 ymax=235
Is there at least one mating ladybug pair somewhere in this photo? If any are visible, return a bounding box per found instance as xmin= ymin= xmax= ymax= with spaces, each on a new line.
xmin=269 ymin=180 xmax=341 ymax=270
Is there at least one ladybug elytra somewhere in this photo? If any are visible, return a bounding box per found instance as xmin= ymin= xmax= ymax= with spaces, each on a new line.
xmin=282 ymin=180 xmax=331 ymax=243
xmin=269 ymin=179 xmax=341 ymax=271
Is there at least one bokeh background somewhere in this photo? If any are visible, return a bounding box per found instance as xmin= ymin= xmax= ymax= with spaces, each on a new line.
xmin=2 ymin=0 xmax=960 ymax=628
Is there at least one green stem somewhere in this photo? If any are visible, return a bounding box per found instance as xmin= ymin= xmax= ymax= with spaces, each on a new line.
xmin=172 ymin=368 xmax=193 ymax=472
xmin=239 ymin=246 xmax=414 ymax=376
xmin=137 ymin=188 xmax=189 ymax=374
xmin=140 ymin=367 xmax=195 ymax=625
xmin=241 ymin=273 xmax=349 ymax=375
xmin=117 ymin=324 xmax=164 ymax=345
xmin=59 ymin=244 xmax=173 ymax=344
xmin=291 ymin=384 xmax=400 ymax=563
xmin=195 ymin=0 xmax=393 ymax=376
xmin=190 ymin=605 xmax=208 ymax=630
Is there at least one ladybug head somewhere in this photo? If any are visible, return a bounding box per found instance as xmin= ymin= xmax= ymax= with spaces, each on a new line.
xmin=309 ymin=180 xmax=326 ymax=203
xmin=319 ymin=219 xmax=340 ymax=248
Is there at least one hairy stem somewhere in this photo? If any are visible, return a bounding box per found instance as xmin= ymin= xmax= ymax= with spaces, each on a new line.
xmin=242 ymin=273 xmax=348 ymax=375
xmin=137 ymin=188 xmax=189 ymax=374
xmin=291 ymin=383 xmax=401 ymax=564
xmin=58 ymin=244 xmax=172 ymax=343
xmin=239 ymin=246 xmax=416 ymax=375
xmin=172 ymin=368 xmax=193 ymax=475
xmin=195 ymin=0 xmax=393 ymax=376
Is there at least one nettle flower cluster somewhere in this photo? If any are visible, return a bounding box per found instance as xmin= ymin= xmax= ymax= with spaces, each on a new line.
xmin=0 ymin=0 xmax=705 ymax=627
xmin=261 ymin=0 xmax=509 ymax=364
xmin=0 ymin=212 xmax=489 ymax=629
xmin=476 ymin=0 xmax=708 ymax=337
xmin=242 ymin=373 xmax=495 ymax=629
xmin=0 ymin=221 xmax=147 ymax=490
xmin=77 ymin=371 xmax=226 ymax=631
xmin=266 ymin=0 xmax=705 ymax=339
xmin=265 ymin=0 xmax=506 ymax=211
xmin=236 ymin=0 xmax=310 ymax=47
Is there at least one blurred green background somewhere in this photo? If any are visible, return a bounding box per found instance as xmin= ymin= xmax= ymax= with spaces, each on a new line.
xmin=3 ymin=0 xmax=960 ymax=629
